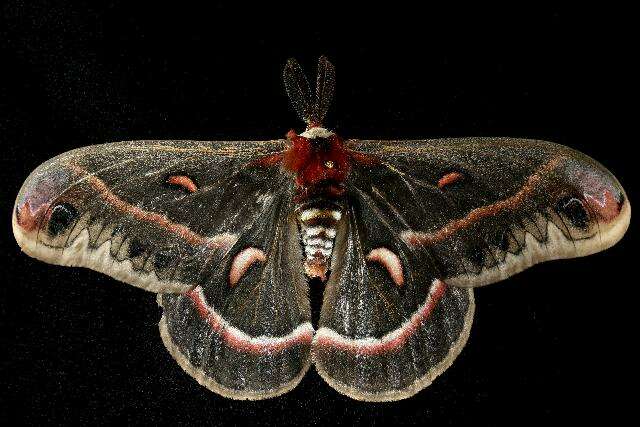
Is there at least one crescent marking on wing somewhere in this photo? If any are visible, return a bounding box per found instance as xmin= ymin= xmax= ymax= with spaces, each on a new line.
xmin=366 ymin=247 xmax=404 ymax=287
xmin=437 ymin=171 xmax=464 ymax=189
xmin=166 ymin=175 xmax=198 ymax=193
xmin=229 ymin=247 xmax=267 ymax=286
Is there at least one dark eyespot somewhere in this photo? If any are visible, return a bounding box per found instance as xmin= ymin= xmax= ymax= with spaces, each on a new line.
xmin=556 ymin=196 xmax=589 ymax=229
xmin=47 ymin=203 xmax=78 ymax=236
xmin=154 ymin=248 xmax=177 ymax=270
xmin=128 ymin=239 xmax=146 ymax=258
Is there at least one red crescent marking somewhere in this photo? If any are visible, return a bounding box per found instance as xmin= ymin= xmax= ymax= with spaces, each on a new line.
xmin=166 ymin=175 xmax=198 ymax=193
xmin=366 ymin=247 xmax=404 ymax=287
xmin=229 ymin=247 xmax=266 ymax=286
xmin=437 ymin=172 xmax=464 ymax=189
xmin=69 ymin=164 xmax=235 ymax=249
xmin=186 ymin=287 xmax=313 ymax=354
xmin=404 ymin=157 xmax=563 ymax=246
xmin=314 ymin=280 xmax=448 ymax=355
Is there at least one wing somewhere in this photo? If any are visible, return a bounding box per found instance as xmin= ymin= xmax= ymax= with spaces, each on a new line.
xmin=312 ymin=201 xmax=474 ymax=401
xmin=345 ymin=138 xmax=630 ymax=287
xmin=12 ymin=140 xmax=313 ymax=399
xmin=158 ymin=188 xmax=312 ymax=399
xmin=313 ymin=137 xmax=630 ymax=401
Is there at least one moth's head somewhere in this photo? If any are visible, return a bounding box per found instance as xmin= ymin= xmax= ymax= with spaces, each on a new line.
xmin=285 ymin=126 xmax=341 ymax=153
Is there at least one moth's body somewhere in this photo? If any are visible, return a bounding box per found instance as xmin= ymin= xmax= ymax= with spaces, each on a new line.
xmin=12 ymin=57 xmax=630 ymax=401
xmin=287 ymin=126 xmax=347 ymax=281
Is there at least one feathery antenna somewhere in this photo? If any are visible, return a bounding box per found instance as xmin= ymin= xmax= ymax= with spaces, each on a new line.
xmin=284 ymin=56 xmax=335 ymax=127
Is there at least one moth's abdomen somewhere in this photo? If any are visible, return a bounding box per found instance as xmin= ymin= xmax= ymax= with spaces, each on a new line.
xmin=297 ymin=203 xmax=343 ymax=281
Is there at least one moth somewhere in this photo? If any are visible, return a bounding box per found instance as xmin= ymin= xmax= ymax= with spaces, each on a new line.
xmin=12 ymin=56 xmax=630 ymax=402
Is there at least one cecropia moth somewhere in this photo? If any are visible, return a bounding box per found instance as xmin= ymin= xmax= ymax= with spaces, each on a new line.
xmin=12 ymin=57 xmax=630 ymax=401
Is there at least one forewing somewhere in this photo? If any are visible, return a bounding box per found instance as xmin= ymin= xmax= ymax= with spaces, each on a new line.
xmin=345 ymin=138 xmax=630 ymax=287
xmin=13 ymin=139 xmax=284 ymax=292
xmin=13 ymin=139 xmax=313 ymax=398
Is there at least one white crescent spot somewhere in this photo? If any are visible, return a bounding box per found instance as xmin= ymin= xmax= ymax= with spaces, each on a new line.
xmin=229 ymin=247 xmax=266 ymax=287
xmin=366 ymin=247 xmax=404 ymax=287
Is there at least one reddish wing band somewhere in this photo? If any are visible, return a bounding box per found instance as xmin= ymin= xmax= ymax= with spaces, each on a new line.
xmin=314 ymin=279 xmax=447 ymax=355
xmin=186 ymin=286 xmax=313 ymax=354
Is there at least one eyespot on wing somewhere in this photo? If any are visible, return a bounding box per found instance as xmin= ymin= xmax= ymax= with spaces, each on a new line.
xmin=555 ymin=151 xmax=630 ymax=252
xmin=13 ymin=157 xmax=77 ymax=240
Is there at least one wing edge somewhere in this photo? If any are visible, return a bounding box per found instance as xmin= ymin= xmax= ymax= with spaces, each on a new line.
xmin=447 ymin=200 xmax=631 ymax=287
xmin=12 ymin=215 xmax=190 ymax=293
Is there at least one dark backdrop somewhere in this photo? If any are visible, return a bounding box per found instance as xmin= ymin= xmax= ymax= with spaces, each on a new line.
xmin=1 ymin=2 xmax=636 ymax=425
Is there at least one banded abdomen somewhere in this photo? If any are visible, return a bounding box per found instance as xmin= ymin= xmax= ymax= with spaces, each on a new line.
xmin=297 ymin=201 xmax=343 ymax=281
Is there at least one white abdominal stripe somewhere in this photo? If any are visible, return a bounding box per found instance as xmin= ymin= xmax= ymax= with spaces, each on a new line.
xmin=299 ymin=208 xmax=342 ymax=222
xmin=305 ymin=246 xmax=332 ymax=257
xmin=445 ymin=201 xmax=631 ymax=287
xmin=302 ymin=227 xmax=336 ymax=252
xmin=305 ymin=226 xmax=337 ymax=239
xmin=185 ymin=286 xmax=314 ymax=354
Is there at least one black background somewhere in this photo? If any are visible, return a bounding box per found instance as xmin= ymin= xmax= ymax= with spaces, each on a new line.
xmin=1 ymin=2 xmax=636 ymax=425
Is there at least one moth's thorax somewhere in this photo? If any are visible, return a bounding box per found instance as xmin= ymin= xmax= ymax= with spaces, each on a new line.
xmin=283 ymin=128 xmax=350 ymax=192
